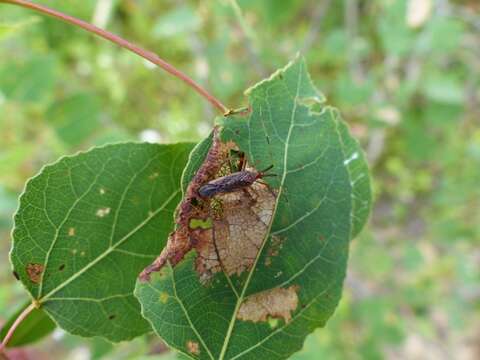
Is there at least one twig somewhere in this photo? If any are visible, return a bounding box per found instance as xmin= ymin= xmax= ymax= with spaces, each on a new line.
xmin=0 ymin=302 xmax=35 ymax=352
xmin=0 ymin=0 xmax=229 ymax=114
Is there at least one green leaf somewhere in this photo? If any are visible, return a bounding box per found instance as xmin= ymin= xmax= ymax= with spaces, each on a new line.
xmin=10 ymin=142 xmax=194 ymax=341
xmin=0 ymin=55 xmax=57 ymax=102
xmin=46 ymin=93 xmax=101 ymax=146
xmin=421 ymin=73 xmax=465 ymax=105
xmin=135 ymin=57 xmax=372 ymax=359
xmin=153 ymin=5 xmax=202 ymax=38
xmin=0 ymin=301 xmax=56 ymax=347
xmin=378 ymin=0 xmax=414 ymax=56
xmin=0 ymin=16 xmax=40 ymax=40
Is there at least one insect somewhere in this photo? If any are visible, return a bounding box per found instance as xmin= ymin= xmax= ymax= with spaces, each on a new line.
xmin=198 ymin=164 xmax=276 ymax=198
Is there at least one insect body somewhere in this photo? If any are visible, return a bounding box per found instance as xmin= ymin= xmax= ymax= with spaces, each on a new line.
xmin=198 ymin=165 xmax=274 ymax=198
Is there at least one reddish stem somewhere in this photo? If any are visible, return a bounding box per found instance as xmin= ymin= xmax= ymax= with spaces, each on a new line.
xmin=0 ymin=0 xmax=230 ymax=114
xmin=0 ymin=302 xmax=35 ymax=352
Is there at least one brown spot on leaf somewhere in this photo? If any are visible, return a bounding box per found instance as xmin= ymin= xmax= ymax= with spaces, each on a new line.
xmin=265 ymin=235 xmax=284 ymax=266
xmin=237 ymin=285 xmax=300 ymax=323
xmin=58 ymin=264 xmax=65 ymax=271
xmin=187 ymin=340 xmax=200 ymax=355
xmin=26 ymin=263 xmax=44 ymax=284
xmin=108 ymin=314 xmax=116 ymax=320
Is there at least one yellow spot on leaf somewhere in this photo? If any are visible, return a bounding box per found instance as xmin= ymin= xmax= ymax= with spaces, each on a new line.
xmin=68 ymin=227 xmax=75 ymax=236
xmin=268 ymin=318 xmax=279 ymax=328
xmin=96 ymin=207 xmax=111 ymax=217
xmin=159 ymin=292 xmax=169 ymax=304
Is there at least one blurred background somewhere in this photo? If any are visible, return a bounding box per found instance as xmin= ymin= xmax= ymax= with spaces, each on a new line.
xmin=1 ymin=0 xmax=479 ymax=359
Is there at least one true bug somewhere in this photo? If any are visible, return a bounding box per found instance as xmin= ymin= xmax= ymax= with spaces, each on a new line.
xmin=198 ymin=164 xmax=276 ymax=198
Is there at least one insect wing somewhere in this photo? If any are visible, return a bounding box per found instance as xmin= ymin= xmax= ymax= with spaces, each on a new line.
xmin=198 ymin=183 xmax=220 ymax=198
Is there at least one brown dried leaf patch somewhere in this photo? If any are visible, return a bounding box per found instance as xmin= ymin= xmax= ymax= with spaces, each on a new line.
xmin=265 ymin=234 xmax=284 ymax=266
xmin=186 ymin=340 xmax=200 ymax=355
xmin=237 ymin=285 xmax=300 ymax=323
xmin=26 ymin=263 xmax=44 ymax=284
xmin=140 ymin=127 xmax=234 ymax=281
xmin=139 ymin=127 xmax=277 ymax=283
xmin=194 ymin=181 xmax=276 ymax=281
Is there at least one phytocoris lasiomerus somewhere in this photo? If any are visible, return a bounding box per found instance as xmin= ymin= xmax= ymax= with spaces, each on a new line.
xmin=198 ymin=165 xmax=275 ymax=198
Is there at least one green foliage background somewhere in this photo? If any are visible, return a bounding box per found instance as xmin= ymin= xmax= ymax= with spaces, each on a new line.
xmin=0 ymin=0 xmax=479 ymax=359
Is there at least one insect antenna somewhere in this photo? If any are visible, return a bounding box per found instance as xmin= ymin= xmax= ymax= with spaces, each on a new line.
xmin=260 ymin=164 xmax=274 ymax=173
xmin=257 ymin=164 xmax=277 ymax=179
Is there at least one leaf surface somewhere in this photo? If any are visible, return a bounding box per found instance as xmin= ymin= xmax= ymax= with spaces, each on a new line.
xmin=135 ymin=57 xmax=372 ymax=359
xmin=10 ymin=142 xmax=194 ymax=341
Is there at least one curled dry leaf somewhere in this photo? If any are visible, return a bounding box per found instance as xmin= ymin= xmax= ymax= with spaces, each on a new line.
xmin=135 ymin=56 xmax=372 ymax=359
xmin=237 ymin=285 xmax=300 ymax=323
xmin=139 ymin=127 xmax=229 ymax=281
xmin=139 ymin=126 xmax=278 ymax=283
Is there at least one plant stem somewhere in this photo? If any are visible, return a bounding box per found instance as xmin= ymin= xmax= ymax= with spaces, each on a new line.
xmin=0 ymin=0 xmax=230 ymax=114
xmin=0 ymin=302 xmax=35 ymax=351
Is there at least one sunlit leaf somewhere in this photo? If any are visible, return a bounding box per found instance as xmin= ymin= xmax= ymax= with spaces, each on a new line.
xmin=46 ymin=93 xmax=101 ymax=146
xmin=0 ymin=55 xmax=57 ymax=102
xmin=135 ymin=56 xmax=372 ymax=359
xmin=10 ymin=142 xmax=194 ymax=341
xmin=153 ymin=5 xmax=201 ymax=38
